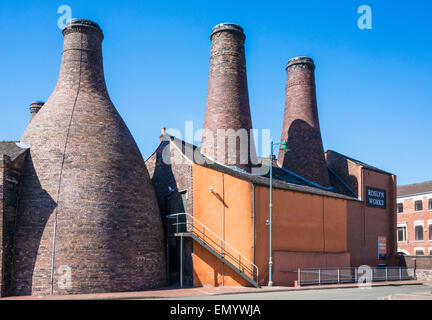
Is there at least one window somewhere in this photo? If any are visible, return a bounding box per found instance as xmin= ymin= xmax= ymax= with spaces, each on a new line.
xmin=397 ymin=203 xmax=403 ymax=213
xmin=415 ymin=248 xmax=424 ymax=255
xmin=429 ymin=199 xmax=432 ymax=210
xmin=415 ymin=200 xmax=423 ymax=211
xmin=430 ymin=248 xmax=432 ymax=255
xmin=415 ymin=225 xmax=424 ymax=241
xmin=397 ymin=226 xmax=407 ymax=242
xmin=430 ymin=224 xmax=432 ymax=241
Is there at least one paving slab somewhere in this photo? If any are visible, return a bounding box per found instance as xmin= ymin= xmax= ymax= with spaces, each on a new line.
xmin=0 ymin=280 xmax=424 ymax=300
xmin=390 ymin=293 xmax=432 ymax=300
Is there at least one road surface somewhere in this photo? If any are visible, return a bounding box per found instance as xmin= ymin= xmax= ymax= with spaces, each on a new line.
xmin=158 ymin=285 xmax=431 ymax=300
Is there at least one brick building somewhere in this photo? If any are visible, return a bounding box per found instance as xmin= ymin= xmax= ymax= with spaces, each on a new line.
xmin=1 ymin=19 xmax=398 ymax=294
xmin=396 ymin=181 xmax=432 ymax=256
xmin=146 ymin=23 xmax=397 ymax=287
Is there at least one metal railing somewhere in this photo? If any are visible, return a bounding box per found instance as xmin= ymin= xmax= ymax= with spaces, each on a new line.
xmin=284 ymin=266 xmax=415 ymax=286
xmin=167 ymin=213 xmax=259 ymax=283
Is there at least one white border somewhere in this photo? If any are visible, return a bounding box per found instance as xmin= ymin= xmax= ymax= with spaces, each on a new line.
xmin=414 ymin=220 xmax=424 ymax=226
xmin=397 ymin=223 xmax=408 ymax=242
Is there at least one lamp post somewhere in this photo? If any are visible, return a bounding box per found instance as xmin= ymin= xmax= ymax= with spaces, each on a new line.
xmin=268 ymin=139 xmax=289 ymax=287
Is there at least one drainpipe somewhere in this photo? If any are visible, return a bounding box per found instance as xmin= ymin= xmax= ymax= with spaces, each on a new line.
xmin=222 ymin=174 xmax=225 ymax=286
xmin=166 ymin=219 xmax=170 ymax=285
xmin=268 ymin=140 xmax=274 ymax=287
xmin=362 ymin=167 xmax=366 ymax=265
xmin=252 ymin=183 xmax=255 ymax=267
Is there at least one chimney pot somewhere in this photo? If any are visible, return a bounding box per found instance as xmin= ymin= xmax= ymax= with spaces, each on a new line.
xmin=210 ymin=23 xmax=245 ymax=40
xmin=286 ymin=56 xmax=315 ymax=69
xmin=160 ymin=127 xmax=167 ymax=142
xmin=62 ymin=18 xmax=103 ymax=39
xmin=29 ymin=101 xmax=44 ymax=121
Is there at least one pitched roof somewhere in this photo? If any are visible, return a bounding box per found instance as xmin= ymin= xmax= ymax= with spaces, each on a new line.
xmin=165 ymin=134 xmax=359 ymax=201
xmin=397 ymin=181 xmax=432 ymax=197
xmin=0 ymin=141 xmax=28 ymax=161
xmin=326 ymin=150 xmax=394 ymax=176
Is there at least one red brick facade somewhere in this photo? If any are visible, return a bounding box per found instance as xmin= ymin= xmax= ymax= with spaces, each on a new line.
xmin=326 ymin=151 xmax=397 ymax=266
xmin=278 ymin=57 xmax=330 ymax=187
xmin=9 ymin=19 xmax=166 ymax=296
xmin=396 ymin=190 xmax=432 ymax=256
xmin=201 ymin=23 xmax=257 ymax=172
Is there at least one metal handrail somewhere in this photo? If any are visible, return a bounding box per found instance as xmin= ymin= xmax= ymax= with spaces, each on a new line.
xmin=167 ymin=213 xmax=259 ymax=282
xmin=169 ymin=221 xmax=256 ymax=279
xmin=191 ymin=224 xmax=255 ymax=276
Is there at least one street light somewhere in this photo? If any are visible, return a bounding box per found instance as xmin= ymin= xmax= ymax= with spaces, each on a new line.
xmin=268 ymin=139 xmax=289 ymax=287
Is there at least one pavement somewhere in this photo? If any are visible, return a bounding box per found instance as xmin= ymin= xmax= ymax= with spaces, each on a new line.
xmin=1 ymin=280 xmax=431 ymax=300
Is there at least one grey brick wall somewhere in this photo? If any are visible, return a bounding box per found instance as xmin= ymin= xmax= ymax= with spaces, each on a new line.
xmin=146 ymin=137 xmax=194 ymax=286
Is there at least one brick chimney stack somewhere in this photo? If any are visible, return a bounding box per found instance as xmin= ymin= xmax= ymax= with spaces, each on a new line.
xmin=278 ymin=57 xmax=330 ymax=187
xmin=200 ymin=23 xmax=257 ymax=172
xmin=29 ymin=101 xmax=44 ymax=121
xmin=11 ymin=19 xmax=166 ymax=296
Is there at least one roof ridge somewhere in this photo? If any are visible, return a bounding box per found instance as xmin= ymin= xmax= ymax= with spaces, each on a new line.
xmin=398 ymin=181 xmax=432 ymax=187
xmin=326 ymin=149 xmax=394 ymax=176
xmin=161 ymin=136 xmax=359 ymax=201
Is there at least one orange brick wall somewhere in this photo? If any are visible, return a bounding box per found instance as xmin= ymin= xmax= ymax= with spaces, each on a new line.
xmin=192 ymin=164 xmax=253 ymax=287
xmin=190 ymin=163 xmax=395 ymax=287
xmin=254 ymin=185 xmax=348 ymax=285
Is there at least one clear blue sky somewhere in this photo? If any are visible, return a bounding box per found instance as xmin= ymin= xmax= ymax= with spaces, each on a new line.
xmin=0 ymin=0 xmax=431 ymax=185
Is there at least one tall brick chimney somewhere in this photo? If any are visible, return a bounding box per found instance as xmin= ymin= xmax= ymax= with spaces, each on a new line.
xmin=278 ymin=57 xmax=330 ymax=187
xmin=200 ymin=23 xmax=257 ymax=172
xmin=10 ymin=19 xmax=166 ymax=296
xmin=29 ymin=101 xmax=44 ymax=121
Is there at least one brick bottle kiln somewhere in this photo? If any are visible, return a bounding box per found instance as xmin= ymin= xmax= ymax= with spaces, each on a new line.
xmin=10 ymin=19 xmax=166 ymax=296
xmin=200 ymin=23 xmax=257 ymax=172
xmin=278 ymin=57 xmax=330 ymax=187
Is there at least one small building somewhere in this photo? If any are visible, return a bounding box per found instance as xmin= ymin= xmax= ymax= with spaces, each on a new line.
xmin=146 ymin=133 xmax=397 ymax=287
xmin=0 ymin=142 xmax=28 ymax=296
xmin=145 ymin=22 xmax=397 ymax=288
xmin=397 ymin=181 xmax=432 ymax=256
xmin=1 ymin=19 xmax=398 ymax=295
